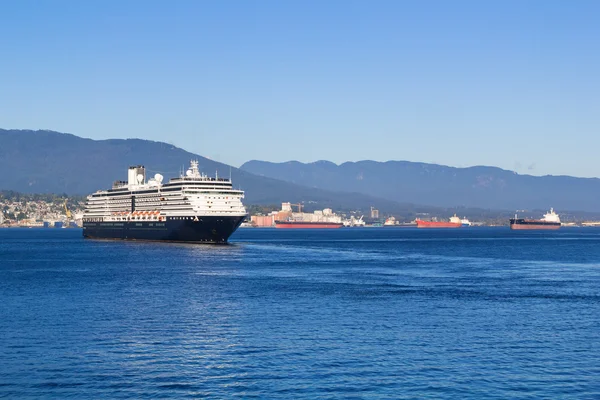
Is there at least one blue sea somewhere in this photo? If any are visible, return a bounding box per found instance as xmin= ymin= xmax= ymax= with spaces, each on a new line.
xmin=1 ymin=227 xmax=600 ymax=398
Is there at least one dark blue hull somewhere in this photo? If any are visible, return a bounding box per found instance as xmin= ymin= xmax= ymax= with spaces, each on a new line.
xmin=83 ymin=215 xmax=245 ymax=243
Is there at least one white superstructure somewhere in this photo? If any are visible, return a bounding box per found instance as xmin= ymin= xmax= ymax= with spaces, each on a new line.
xmin=344 ymin=215 xmax=365 ymax=227
xmin=384 ymin=216 xmax=397 ymax=226
xmin=541 ymin=208 xmax=560 ymax=223
xmin=83 ymin=161 xmax=246 ymax=223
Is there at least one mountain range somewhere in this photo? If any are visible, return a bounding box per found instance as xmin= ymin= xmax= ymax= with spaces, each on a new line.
xmin=0 ymin=129 xmax=413 ymax=214
xmin=241 ymin=160 xmax=600 ymax=212
xmin=2 ymin=129 xmax=599 ymax=215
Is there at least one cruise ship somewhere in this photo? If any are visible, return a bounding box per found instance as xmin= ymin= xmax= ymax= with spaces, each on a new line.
xmin=83 ymin=161 xmax=247 ymax=243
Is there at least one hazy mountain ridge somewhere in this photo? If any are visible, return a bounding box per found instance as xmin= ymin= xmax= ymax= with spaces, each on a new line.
xmin=4 ymin=129 xmax=598 ymax=216
xmin=240 ymin=159 xmax=600 ymax=212
xmin=0 ymin=129 xmax=421 ymax=213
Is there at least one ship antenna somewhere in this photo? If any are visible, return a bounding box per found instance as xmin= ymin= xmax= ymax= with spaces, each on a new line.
xmin=229 ymin=166 xmax=232 ymax=181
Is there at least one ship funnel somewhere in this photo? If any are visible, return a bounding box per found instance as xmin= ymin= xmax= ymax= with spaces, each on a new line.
xmin=128 ymin=165 xmax=146 ymax=185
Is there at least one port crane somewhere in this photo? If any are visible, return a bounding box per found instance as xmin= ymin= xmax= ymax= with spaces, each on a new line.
xmin=64 ymin=200 xmax=73 ymax=221
xmin=289 ymin=203 xmax=303 ymax=213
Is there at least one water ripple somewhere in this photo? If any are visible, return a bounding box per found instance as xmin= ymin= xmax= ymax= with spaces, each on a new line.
xmin=1 ymin=228 xmax=600 ymax=398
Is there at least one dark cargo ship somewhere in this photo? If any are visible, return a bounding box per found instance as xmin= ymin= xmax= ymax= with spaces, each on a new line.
xmin=83 ymin=161 xmax=247 ymax=243
xmin=510 ymin=208 xmax=561 ymax=230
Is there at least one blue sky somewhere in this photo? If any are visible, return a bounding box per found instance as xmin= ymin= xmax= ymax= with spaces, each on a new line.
xmin=1 ymin=0 xmax=599 ymax=177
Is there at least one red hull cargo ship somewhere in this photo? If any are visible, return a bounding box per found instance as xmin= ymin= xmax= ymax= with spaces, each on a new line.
xmin=416 ymin=214 xmax=462 ymax=228
xmin=510 ymin=208 xmax=561 ymax=230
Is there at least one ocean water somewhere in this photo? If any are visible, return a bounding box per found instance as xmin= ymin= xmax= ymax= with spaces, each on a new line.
xmin=1 ymin=227 xmax=600 ymax=398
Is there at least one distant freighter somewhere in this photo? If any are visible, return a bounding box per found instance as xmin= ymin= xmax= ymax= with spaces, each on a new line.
xmin=82 ymin=161 xmax=247 ymax=243
xmin=275 ymin=221 xmax=343 ymax=229
xmin=510 ymin=208 xmax=561 ymax=230
xmin=416 ymin=214 xmax=462 ymax=228
xmin=274 ymin=202 xmax=344 ymax=229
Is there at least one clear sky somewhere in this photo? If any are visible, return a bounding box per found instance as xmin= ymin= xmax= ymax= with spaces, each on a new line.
xmin=1 ymin=0 xmax=599 ymax=177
